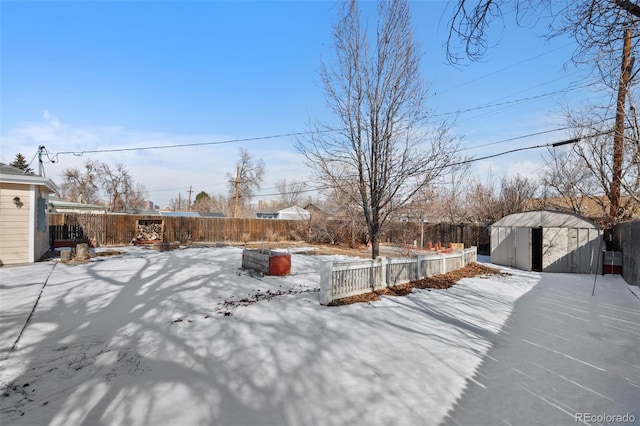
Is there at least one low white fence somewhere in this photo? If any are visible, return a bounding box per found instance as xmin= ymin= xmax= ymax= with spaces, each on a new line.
xmin=319 ymin=247 xmax=477 ymax=305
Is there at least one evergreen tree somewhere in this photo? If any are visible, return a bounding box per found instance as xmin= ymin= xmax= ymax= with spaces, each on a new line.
xmin=9 ymin=153 xmax=34 ymax=174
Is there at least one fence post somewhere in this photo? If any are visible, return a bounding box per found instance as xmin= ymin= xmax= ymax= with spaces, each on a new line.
xmin=319 ymin=261 xmax=334 ymax=305
xmin=441 ymin=253 xmax=446 ymax=274
xmin=416 ymin=255 xmax=424 ymax=280
xmin=377 ymin=257 xmax=387 ymax=289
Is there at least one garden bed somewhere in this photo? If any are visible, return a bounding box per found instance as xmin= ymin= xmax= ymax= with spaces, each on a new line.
xmin=328 ymin=262 xmax=506 ymax=306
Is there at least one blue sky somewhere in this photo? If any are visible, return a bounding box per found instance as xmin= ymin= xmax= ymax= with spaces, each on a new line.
xmin=1 ymin=1 xmax=607 ymax=207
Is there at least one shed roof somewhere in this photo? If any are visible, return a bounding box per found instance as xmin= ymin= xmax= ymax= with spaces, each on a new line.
xmin=492 ymin=210 xmax=601 ymax=229
xmin=48 ymin=196 xmax=108 ymax=211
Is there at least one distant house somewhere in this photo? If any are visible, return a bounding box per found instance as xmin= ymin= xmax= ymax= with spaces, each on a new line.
xmin=256 ymin=206 xmax=311 ymax=220
xmin=48 ymin=196 xmax=109 ymax=214
xmin=255 ymin=210 xmax=280 ymax=219
xmin=303 ymin=203 xmax=329 ymax=219
xmin=0 ymin=163 xmax=58 ymax=265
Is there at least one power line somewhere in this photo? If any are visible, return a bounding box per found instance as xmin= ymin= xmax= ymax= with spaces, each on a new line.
xmin=44 ymin=87 xmax=604 ymax=160
xmin=253 ymin=134 xmax=608 ymax=198
xmin=459 ymin=127 xmax=569 ymax=152
xmin=432 ymin=82 xmax=595 ymax=119
xmin=145 ymin=127 xmax=610 ymax=197
xmin=47 ymin=129 xmax=337 ymax=159
xmin=430 ymin=42 xmax=576 ymax=97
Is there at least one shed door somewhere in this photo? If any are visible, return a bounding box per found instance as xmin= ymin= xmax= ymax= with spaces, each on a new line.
xmin=543 ymin=227 xmax=569 ymax=272
xmin=532 ymin=227 xmax=543 ymax=272
xmin=515 ymin=227 xmax=531 ymax=271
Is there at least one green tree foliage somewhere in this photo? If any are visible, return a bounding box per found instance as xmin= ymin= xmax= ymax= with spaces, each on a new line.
xmin=9 ymin=153 xmax=34 ymax=174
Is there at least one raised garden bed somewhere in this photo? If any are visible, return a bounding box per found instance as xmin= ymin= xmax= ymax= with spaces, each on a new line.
xmin=242 ymin=249 xmax=291 ymax=276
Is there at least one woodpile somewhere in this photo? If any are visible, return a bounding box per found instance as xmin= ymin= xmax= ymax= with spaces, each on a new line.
xmin=137 ymin=221 xmax=163 ymax=241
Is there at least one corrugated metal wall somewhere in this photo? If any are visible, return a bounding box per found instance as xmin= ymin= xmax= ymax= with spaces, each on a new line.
xmin=491 ymin=225 xmax=602 ymax=274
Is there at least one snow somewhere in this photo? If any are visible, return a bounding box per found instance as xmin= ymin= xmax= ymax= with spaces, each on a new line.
xmin=0 ymin=246 xmax=635 ymax=425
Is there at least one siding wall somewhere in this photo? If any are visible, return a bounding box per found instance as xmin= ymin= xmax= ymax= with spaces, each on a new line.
xmin=33 ymin=187 xmax=50 ymax=262
xmin=0 ymin=183 xmax=31 ymax=265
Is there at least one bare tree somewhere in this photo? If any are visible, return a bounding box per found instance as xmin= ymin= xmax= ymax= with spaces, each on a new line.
xmin=541 ymin=145 xmax=594 ymax=215
xmin=431 ymin=164 xmax=472 ymax=223
xmin=446 ymin=0 xmax=640 ymax=68
xmin=275 ymin=178 xmax=307 ymax=207
xmin=497 ymin=174 xmax=539 ymax=217
xmin=447 ymin=0 xmax=639 ymax=223
xmin=59 ymin=159 xmax=101 ymax=204
xmin=209 ymin=193 xmax=234 ymax=216
xmin=59 ymin=160 xmax=146 ymax=211
xmin=227 ymin=148 xmax=265 ymax=217
xmin=99 ymin=163 xmax=146 ymax=212
xmin=465 ymin=175 xmax=501 ymax=222
xmin=298 ymin=0 xmax=461 ymax=258
xmin=541 ymin=100 xmax=640 ymax=223
xmin=127 ymin=183 xmax=147 ymax=213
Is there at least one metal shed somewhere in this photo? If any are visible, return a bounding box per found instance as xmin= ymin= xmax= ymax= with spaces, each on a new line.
xmin=491 ymin=210 xmax=602 ymax=274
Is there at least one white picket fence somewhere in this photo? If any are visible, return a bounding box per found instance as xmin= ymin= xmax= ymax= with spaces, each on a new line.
xmin=319 ymin=247 xmax=477 ymax=305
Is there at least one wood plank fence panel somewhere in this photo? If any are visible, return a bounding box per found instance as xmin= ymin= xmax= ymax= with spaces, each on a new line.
xmin=613 ymin=220 xmax=640 ymax=286
xmin=49 ymin=213 xmax=307 ymax=247
xmin=386 ymin=222 xmax=490 ymax=255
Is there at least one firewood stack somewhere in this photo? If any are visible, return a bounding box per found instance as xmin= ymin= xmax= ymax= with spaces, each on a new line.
xmin=137 ymin=222 xmax=163 ymax=241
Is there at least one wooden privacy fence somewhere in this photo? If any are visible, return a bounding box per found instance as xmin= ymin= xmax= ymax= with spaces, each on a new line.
xmin=613 ymin=220 xmax=640 ymax=286
xmin=49 ymin=213 xmax=308 ymax=247
xmin=385 ymin=222 xmax=490 ymax=255
xmin=49 ymin=224 xmax=89 ymax=247
xmin=319 ymin=247 xmax=477 ymax=305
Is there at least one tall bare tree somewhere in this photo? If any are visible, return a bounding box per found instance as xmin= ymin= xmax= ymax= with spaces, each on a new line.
xmin=60 ymin=160 xmax=146 ymax=211
xmin=227 ymin=148 xmax=265 ymax=217
xmin=430 ymin=165 xmax=472 ymax=223
xmin=99 ymin=163 xmax=146 ymax=212
xmin=541 ymin=144 xmax=595 ymax=215
xmin=497 ymin=174 xmax=538 ymax=217
xmin=275 ymin=178 xmax=307 ymax=207
xmin=446 ymin=0 xmax=640 ymax=67
xmin=464 ymin=175 xmax=501 ymax=222
xmin=59 ymin=159 xmax=101 ymax=204
xmin=298 ymin=0 xmax=460 ymax=258
xmin=541 ymin=100 xmax=640 ymax=224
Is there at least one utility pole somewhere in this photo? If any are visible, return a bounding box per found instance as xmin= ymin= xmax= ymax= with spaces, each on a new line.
xmin=233 ymin=165 xmax=240 ymax=218
xmin=611 ymin=26 xmax=633 ymax=222
xmin=37 ymin=145 xmax=45 ymax=177
xmin=187 ymin=186 xmax=193 ymax=212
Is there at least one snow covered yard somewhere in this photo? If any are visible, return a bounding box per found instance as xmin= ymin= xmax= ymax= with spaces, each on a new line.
xmin=1 ymin=246 xmax=542 ymax=425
